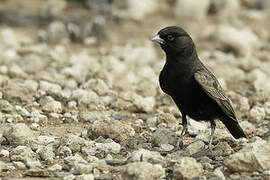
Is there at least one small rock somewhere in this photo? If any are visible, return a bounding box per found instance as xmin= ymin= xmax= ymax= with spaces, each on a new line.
xmin=64 ymin=153 xmax=87 ymax=167
xmin=184 ymin=141 xmax=205 ymax=155
xmin=39 ymin=96 xmax=62 ymax=113
xmin=157 ymin=113 xmax=178 ymax=124
xmin=2 ymin=82 xmax=33 ymax=104
xmin=88 ymin=120 xmax=135 ymax=142
xmin=250 ymin=106 xmax=265 ymax=121
xmin=60 ymin=134 xmax=87 ymax=153
xmin=130 ymin=149 xmax=164 ymax=165
xmin=225 ymin=138 xmax=270 ymax=172
xmin=0 ymin=149 xmax=9 ymax=158
xmin=47 ymin=21 xmax=69 ymax=43
xmin=122 ymin=162 xmax=165 ymax=180
xmin=71 ymin=89 xmax=100 ymax=106
xmin=240 ymin=121 xmax=256 ymax=135
xmin=63 ymin=174 xmax=75 ymax=180
xmin=189 ymin=119 xmax=208 ymax=136
xmin=125 ymin=0 xmax=159 ymax=21
xmin=152 ymin=128 xmax=176 ymax=147
xmin=3 ymin=123 xmax=35 ymax=144
xmin=173 ymin=157 xmax=203 ymax=179
xmin=213 ymin=141 xmax=234 ymax=156
xmin=30 ymin=123 xmax=40 ymax=131
xmin=76 ymin=174 xmax=94 ymax=180
xmin=79 ymin=111 xmax=107 ymax=123
xmin=174 ymin=0 xmax=210 ymax=21
xmin=57 ymin=146 xmax=72 ymax=157
xmin=72 ymin=163 xmax=93 ymax=175
xmin=212 ymin=167 xmax=226 ymax=180
xmin=23 ymin=80 xmax=39 ymax=91
xmin=120 ymin=92 xmax=155 ymax=112
xmin=83 ymin=141 xmax=121 ymax=156
xmin=37 ymin=146 xmax=55 ymax=164
xmin=83 ymin=79 xmax=109 ymax=96
xmin=146 ymin=117 xmax=157 ymax=127
xmin=48 ymin=163 xmax=62 ymax=172
xmin=10 ymin=145 xmax=36 ymax=162
xmin=216 ymin=25 xmax=260 ymax=56
xmin=8 ymin=64 xmax=26 ymax=78
xmin=264 ymin=101 xmax=270 ymax=116
xmin=13 ymin=161 xmax=26 ymax=170
xmin=39 ymin=80 xmax=62 ymax=95
xmin=0 ymin=100 xmax=13 ymax=112
xmin=15 ymin=105 xmax=30 ymax=117
xmin=37 ymin=135 xmax=55 ymax=145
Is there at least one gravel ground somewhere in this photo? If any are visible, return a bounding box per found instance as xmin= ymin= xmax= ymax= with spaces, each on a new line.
xmin=0 ymin=0 xmax=270 ymax=179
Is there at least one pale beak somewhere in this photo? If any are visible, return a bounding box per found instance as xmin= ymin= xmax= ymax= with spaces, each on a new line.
xmin=152 ymin=34 xmax=165 ymax=44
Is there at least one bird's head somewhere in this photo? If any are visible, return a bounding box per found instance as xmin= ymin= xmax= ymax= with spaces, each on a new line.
xmin=152 ymin=26 xmax=195 ymax=57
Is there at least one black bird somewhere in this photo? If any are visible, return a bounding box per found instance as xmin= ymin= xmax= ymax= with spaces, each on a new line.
xmin=152 ymin=26 xmax=246 ymax=150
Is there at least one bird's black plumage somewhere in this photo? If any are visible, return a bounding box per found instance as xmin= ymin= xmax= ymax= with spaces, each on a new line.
xmin=152 ymin=26 xmax=246 ymax=149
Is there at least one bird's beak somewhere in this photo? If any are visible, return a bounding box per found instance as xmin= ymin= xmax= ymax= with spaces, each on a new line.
xmin=152 ymin=34 xmax=165 ymax=45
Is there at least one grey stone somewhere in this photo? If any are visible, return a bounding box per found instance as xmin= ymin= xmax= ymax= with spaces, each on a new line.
xmin=152 ymin=128 xmax=176 ymax=147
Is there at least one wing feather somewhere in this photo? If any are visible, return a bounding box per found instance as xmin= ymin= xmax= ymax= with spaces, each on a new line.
xmin=194 ymin=70 xmax=238 ymax=122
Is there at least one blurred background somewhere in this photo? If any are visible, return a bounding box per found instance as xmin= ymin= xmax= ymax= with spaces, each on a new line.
xmin=0 ymin=0 xmax=270 ymax=179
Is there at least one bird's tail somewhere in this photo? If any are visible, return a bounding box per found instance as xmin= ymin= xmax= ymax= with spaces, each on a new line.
xmin=221 ymin=117 xmax=247 ymax=139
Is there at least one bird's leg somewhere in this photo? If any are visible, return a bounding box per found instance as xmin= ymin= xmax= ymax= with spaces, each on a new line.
xmin=175 ymin=113 xmax=187 ymax=149
xmin=208 ymin=120 xmax=216 ymax=150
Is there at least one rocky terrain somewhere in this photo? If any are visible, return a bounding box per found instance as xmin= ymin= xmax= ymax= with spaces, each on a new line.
xmin=0 ymin=0 xmax=270 ymax=179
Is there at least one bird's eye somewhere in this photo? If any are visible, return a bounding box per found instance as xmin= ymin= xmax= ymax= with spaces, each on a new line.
xmin=167 ymin=35 xmax=175 ymax=41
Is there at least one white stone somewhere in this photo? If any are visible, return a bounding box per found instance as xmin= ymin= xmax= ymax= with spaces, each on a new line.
xmin=76 ymin=174 xmax=94 ymax=180
xmin=216 ymin=25 xmax=260 ymax=56
xmin=37 ymin=135 xmax=55 ymax=145
xmin=15 ymin=105 xmax=30 ymax=117
xmin=13 ymin=161 xmax=26 ymax=170
xmin=72 ymin=89 xmax=99 ymax=105
xmin=189 ymin=119 xmax=208 ymax=136
xmin=123 ymin=162 xmax=165 ymax=180
xmin=30 ymin=123 xmax=40 ymax=131
xmin=40 ymin=96 xmax=62 ymax=113
xmin=0 ymin=149 xmax=9 ymax=158
xmin=126 ymin=0 xmax=159 ymax=20
xmin=250 ymin=106 xmax=265 ymax=121
xmin=240 ymin=121 xmax=256 ymax=135
xmin=48 ymin=163 xmax=62 ymax=172
xmin=39 ymin=80 xmax=62 ymax=95
xmin=174 ymin=0 xmax=210 ymax=21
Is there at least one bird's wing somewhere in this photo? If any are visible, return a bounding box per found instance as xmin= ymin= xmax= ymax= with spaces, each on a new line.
xmin=194 ymin=70 xmax=238 ymax=122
